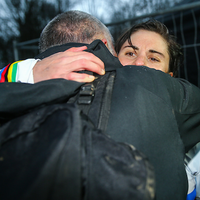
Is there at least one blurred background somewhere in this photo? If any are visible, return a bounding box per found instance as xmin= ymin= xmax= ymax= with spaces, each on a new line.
xmin=0 ymin=0 xmax=200 ymax=87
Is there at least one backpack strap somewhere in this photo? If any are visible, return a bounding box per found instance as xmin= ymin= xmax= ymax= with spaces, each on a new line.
xmin=97 ymin=71 xmax=115 ymax=131
xmin=67 ymin=71 xmax=116 ymax=132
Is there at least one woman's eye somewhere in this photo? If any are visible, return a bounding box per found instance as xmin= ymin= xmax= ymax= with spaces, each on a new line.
xmin=150 ymin=57 xmax=159 ymax=62
xmin=125 ymin=52 xmax=135 ymax=56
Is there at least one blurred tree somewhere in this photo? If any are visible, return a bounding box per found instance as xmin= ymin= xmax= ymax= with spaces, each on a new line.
xmin=0 ymin=0 xmax=77 ymax=68
xmin=0 ymin=0 xmax=186 ymax=68
xmin=108 ymin=0 xmax=184 ymax=41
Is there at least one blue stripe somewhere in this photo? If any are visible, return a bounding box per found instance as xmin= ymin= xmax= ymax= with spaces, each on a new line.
xmin=0 ymin=66 xmax=7 ymax=80
xmin=187 ymin=188 xmax=196 ymax=200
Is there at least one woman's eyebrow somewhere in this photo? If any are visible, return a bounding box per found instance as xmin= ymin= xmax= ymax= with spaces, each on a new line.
xmin=123 ymin=45 xmax=138 ymax=50
xmin=123 ymin=45 xmax=165 ymax=58
xmin=149 ymin=49 xmax=165 ymax=58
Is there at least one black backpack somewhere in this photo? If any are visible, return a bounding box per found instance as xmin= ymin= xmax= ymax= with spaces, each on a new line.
xmin=0 ymin=102 xmax=155 ymax=200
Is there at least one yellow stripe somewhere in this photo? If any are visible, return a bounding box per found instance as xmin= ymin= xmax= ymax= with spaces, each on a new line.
xmin=7 ymin=61 xmax=22 ymax=82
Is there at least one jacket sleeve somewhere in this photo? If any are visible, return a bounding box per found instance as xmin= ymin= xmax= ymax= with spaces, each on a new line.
xmin=0 ymin=59 xmax=39 ymax=83
xmin=162 ymin=75 xmax=200 ymax=152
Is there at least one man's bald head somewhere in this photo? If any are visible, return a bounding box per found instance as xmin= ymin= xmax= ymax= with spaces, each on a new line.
xmin=39 ymin=10 xmax=115 ymax=55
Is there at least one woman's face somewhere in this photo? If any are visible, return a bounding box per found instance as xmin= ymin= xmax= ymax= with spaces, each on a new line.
xmin=118 ymin=29 xmax=172 ymax=76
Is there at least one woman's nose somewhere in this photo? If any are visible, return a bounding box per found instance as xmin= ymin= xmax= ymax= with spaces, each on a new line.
xmin=132 ymin=55 xmax=146 ymax=66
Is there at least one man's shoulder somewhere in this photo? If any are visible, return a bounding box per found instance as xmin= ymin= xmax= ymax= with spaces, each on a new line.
xmin=35 ymin=42 xmax=88 ymax=60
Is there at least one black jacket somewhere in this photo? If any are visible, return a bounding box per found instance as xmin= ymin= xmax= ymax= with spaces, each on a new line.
xmin=1 ymin=40 xmax=200 ymax=199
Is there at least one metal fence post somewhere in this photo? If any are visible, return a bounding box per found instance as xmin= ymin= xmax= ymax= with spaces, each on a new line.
xmin=13 ymin=40 xmax=19 ymax=61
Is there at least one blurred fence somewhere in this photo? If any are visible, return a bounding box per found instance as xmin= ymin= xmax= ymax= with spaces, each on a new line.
xmin=13 ymin=1 xmax=200 ymax=87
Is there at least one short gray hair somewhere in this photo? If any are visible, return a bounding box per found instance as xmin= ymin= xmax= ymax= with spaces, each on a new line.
xmin=39 ymin=10 xmax=115 ymax=54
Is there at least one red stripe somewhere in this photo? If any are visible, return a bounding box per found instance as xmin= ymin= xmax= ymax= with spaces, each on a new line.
xmin=0 ymin=64 xmax=10 ymax=82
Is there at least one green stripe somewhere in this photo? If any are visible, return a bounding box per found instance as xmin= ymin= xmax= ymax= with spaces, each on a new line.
xmin=11 ymin=63 xmax=18 ymax=82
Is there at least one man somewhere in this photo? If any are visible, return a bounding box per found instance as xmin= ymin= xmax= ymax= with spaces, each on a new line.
xmin=1 ymin=11 xmax=200 ymax=200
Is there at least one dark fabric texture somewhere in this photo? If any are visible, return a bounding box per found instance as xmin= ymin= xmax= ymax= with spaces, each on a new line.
xmin=0 ymin=78 xmax=84 ymax=122
xmin=106 ymin=65 xmax=200 ymax=199
xmin=0 ymin=103 xmax=155 ymax=200
xmin=0 ymin=40 xmax=121 ymax=123
xmin=1 ymin=39 xmax=200 ymax=199
xmin=35 ymin=40 xmax=122 ymax=72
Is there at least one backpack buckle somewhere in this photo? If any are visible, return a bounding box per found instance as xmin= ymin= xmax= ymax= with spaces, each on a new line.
xmin=78 ymin=83 xmax=95 ymax=105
